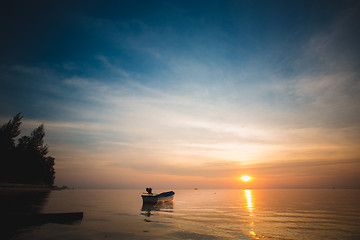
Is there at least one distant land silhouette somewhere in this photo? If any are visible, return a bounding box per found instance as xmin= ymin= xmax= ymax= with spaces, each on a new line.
xmin=0 ymin=113 xmax=55 ymax=186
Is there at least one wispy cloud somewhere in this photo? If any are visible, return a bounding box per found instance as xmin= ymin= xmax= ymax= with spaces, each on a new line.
xmin=1 ymin=1 xmax=359 ymax=188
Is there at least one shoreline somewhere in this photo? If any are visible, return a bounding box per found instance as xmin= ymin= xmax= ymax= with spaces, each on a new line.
xmin=0 ymin=183 xmax=56 ymax=191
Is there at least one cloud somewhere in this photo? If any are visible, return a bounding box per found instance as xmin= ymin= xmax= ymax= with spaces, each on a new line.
xmin=1 ymin=2 xmax=359 ymax=188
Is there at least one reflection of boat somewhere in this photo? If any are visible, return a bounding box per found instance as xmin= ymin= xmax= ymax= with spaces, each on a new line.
xmin=141 ymin=200 xmax=174 ymax=218
xmin=141 ymin=200 xmax=174 ymax=212
xmin=141 ymin=191 xmax=175 ymax=204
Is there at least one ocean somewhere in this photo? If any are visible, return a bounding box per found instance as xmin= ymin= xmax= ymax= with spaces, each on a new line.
xmin=2 ymin=189 xmax=360 ymax=239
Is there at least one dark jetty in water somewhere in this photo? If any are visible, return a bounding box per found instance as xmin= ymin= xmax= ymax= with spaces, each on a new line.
xmin=0 ymin=187 xmax=83 ymax=239
xmin=5 ymin=212 xmax=83 ymax=225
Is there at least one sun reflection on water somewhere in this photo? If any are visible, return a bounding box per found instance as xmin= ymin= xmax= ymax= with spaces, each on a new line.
xmin=245 ymin=189 xmax=253 ymax=213
xmin=245 ymin=189 xmax=260 ymax=239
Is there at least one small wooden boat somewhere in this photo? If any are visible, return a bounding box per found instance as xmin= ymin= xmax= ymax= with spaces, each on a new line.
xmin=141 ymin=191 xmax=175 ymax=204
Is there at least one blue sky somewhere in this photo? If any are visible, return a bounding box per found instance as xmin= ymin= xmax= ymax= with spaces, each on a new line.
xmin=1 ymin=0 xmax=360 ymax=188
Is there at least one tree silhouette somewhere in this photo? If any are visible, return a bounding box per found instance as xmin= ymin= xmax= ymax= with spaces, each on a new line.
xmin=0 ymin=113 xmax=55 ymax=186
xmin=0 ymin=113 xmax=23 ymax=182
xmin=0 ymin=112 xmax=23 ymax=151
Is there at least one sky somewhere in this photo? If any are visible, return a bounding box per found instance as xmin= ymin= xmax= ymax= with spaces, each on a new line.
xmin=1 ymin=0 xmax=360 ymax=189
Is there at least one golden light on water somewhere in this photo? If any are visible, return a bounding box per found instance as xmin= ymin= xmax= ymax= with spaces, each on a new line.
xmin=245 ymin=189 xmax=257 ymax=238
xmin=245 ymin=189 xmax=253 ymax=212
xmin=240 ymin=175 xmax=252 ymax=182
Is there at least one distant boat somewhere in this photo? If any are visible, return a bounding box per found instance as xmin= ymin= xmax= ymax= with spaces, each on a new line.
xmin=141 ymin=191 xmax=175 ymax=204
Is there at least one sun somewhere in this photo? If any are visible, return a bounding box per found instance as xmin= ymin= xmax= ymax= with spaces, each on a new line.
xmin=240 ymin=175 xmax=252 ymax=182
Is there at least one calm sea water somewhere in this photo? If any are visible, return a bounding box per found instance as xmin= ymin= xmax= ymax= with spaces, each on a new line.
xmin=3 ymin=189 xmax=360 ymax=240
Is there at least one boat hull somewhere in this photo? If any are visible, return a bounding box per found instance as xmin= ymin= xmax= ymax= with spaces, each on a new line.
xmin=142 ymin=191 xmax=175 ymax=203
xmin=141 ymin=195 xmax=159 ymax=204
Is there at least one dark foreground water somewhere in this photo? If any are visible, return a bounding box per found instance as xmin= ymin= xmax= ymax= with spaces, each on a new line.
xmin=2 ymin=189 xmax=360 ymax=240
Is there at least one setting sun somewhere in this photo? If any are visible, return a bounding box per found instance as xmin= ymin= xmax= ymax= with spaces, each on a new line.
xmin=240 ymin=175 xmax=252 ymax=182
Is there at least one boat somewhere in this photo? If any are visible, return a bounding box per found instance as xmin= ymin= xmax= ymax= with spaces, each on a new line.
xmin=141 ymin=190 xmax=175 ymax=204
